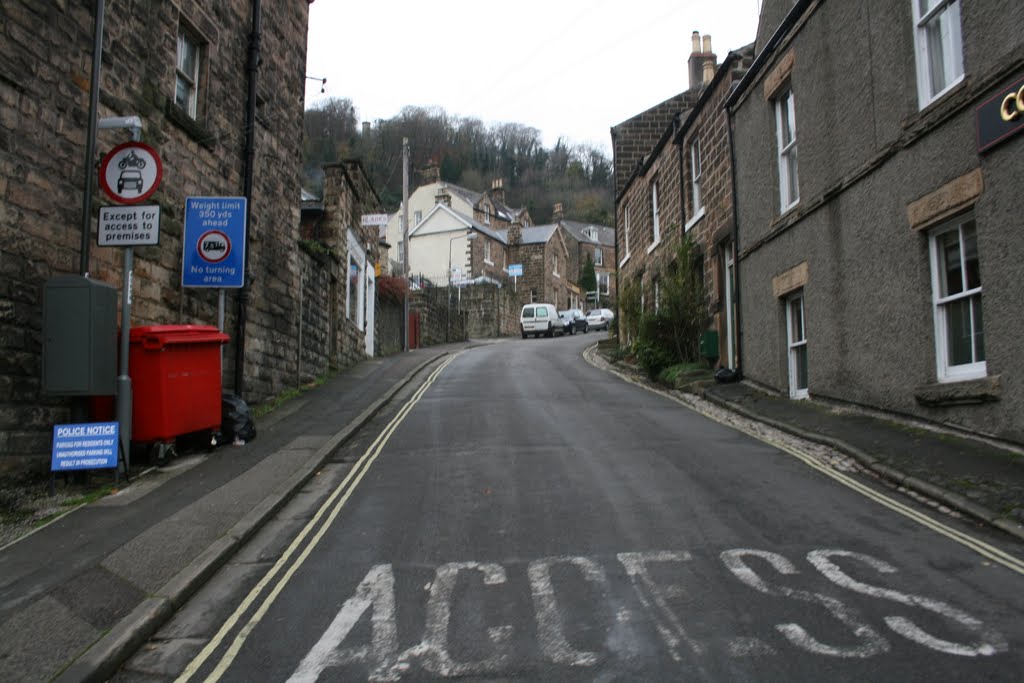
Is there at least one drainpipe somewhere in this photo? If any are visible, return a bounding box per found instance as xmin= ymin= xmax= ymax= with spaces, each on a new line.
xmin=675 ymin=114 xmax=685 ymax=232
xmin=726 ymin=104 xmax=743 ymax=380
xmin=235 ymin=0 xmax=261 ymax=398
xmin=79 ymin=0 xmax=105 ymax=276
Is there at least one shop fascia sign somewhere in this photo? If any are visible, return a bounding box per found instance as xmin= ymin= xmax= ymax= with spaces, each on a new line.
xmin=977 ymin=73 xmax=1024 ymax=153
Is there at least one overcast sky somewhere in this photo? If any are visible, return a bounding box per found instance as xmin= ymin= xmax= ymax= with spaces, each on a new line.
xmin=304 ymin=1 xmax=762 ymax=155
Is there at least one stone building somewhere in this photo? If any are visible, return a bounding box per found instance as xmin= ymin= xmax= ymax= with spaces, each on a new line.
xmin=0 ymin=1 xmax=311 ymax=470
xmin=561 ymin=219 xmax=617 ymax=306
xmin=298 ymin=160 xmax=384 ymax=380
xmin=674 ymin=42 xmax=754 ymax=368
xmin=612 ymin=33 xmax=714 ymax=339
xmin=383 ymin=174 xmax=531 ymax=276
xmin=728 ymin=0 xmax=1024 ymax=444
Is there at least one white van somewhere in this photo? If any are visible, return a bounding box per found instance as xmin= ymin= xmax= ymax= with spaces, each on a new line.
xmin=520 ymin=303 xmax=563 ymax=338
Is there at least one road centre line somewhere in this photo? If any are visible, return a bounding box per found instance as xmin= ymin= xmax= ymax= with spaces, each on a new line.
xmin=584 ymin=345 xmax=1024 ymax=577
xmin=176 ymin=354 xmax=459 ymax=683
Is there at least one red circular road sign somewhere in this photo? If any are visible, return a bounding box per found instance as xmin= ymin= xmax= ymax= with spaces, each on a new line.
xmin=197 ymin=230 xmax=232 ymax=264
xmin=99 ymin=141 xmax=163 ymax=205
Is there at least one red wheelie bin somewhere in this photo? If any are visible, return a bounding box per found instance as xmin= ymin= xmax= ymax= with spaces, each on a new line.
xmin=129 ymin=325 xmax=229 ymax=462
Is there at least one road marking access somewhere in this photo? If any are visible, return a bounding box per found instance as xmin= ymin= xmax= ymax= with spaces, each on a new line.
xmin=584 ymin=345 xmax=1024 ymax=578
xmin=285 ymin=548 xmax=1008 ymax=680
xmin=176 ymin=353 xmax=459 ymax=683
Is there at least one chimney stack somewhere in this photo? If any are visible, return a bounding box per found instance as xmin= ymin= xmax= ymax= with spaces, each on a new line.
xmin=435 ymin=183 xmax=452 ymax=207
xmin=362 ymin=121 xmax=371 ymax=136
xmin=552 ymin=202 xmax=565 ymax=222
xmin=421 ymin=163 xmax=441 ymax=185
xmin=688 ymin=31 xmax=718 ymax=90
xmin=491 ymin=178 xmax=505 ymax=205
xmin=508 ymin=219 xmax=522 ymax=246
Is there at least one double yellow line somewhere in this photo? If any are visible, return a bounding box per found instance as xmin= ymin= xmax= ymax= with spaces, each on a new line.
xmin=589 ymin=347 xmax=1024 ymax=577
xmin=177 ymin=354 xmax=458 ymax=683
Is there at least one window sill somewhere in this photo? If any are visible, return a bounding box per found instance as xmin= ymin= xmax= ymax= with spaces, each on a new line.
xmin=914 ymin=374 xmax=1001 ymax=407
xmin=646 ymin=239 xmax=662 ymax=255
xmin=165 ymin=100 xmax=216 ymax=151
xmin=916 ymin=75 xmax=966 ymax=115
xmin=684 ymin=209 xmax=706 ymax=233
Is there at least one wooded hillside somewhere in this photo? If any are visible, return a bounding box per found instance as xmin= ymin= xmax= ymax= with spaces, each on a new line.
xmin=303 ymin=98 xmax=613 ymax=225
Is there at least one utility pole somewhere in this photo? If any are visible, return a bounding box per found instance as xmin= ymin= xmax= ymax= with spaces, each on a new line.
xmin=402 ymin=137 xmax=410 ymax=352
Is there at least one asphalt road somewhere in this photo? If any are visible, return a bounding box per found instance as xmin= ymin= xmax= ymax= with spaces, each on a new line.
xmin=118 ymin=334 xmax=1024 ymax=681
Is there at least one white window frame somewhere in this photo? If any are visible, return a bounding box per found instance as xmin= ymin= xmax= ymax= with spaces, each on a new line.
xmin=552 ymin=252 xmax=560 ymax=278
xmin=620 ymin=204 xmax=632 ymax=266
xmin=912 ymin=0 xmax=965 ymax=109
xmin=775 ymin=88 xmax=799 ymax=212
xmin=686 ymin=137 xmax=705 ymax=231
xmin=414 ymin=210 xmax=422 ymax=226
xmin=599 ymin=272 xmax=610 ymax=296
xmin=929 ymin=213 xmax=985 ymax=382
xmin=594 ymin=248 xmax=603 ymax=266
xmin=787 ymin=291 xmax=808 ymax=399
xmin=175 ymin=28 xmax=200 ymax=118
xmin=484 ymin=205 xmax=491 ymax=225
xmin=483 ymin=239 xmax=492 ymax=265
xmin=648 ymin=180 xmax=661 ymax=252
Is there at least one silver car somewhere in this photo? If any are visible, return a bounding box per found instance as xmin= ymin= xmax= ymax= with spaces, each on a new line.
xmin=585 ymin=308 xmax=615 ymax=331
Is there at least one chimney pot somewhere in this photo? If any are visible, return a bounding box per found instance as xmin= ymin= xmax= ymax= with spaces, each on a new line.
xmin=702 ymin=34 xmax=712 ymax=54
xmin=703 ymin=60 xmax=714 ymax=84
xmin=691 ymin=31 xmax=700 ymax=53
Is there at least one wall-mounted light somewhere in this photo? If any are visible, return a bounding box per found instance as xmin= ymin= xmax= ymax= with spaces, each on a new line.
xmin=306 ymin=75 xmax=326 ymax=93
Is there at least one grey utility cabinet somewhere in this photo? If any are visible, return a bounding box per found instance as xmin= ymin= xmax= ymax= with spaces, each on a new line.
xmin=42 ymin=275 xmax=118 ymax=396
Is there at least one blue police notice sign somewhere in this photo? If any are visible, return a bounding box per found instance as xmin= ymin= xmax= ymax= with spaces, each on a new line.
xmin=51 ymin=422 xmax=119 ymax=471
xmin=182 ymin=197 xmax=247 ymax=288
xmin=508 ymin=264 xmax=523 ymax=277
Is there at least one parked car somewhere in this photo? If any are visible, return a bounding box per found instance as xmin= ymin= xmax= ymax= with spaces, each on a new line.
xmin=586 ymin=308 xmax=615 ymax=331
xmin=520 ymin=303 xmax=564 ymax=338
xmin=559 ymin=309 xmax=588 ymax=335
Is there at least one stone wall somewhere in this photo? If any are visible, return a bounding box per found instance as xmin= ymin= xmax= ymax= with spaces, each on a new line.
xmin=411 ymin=288 xmax=466 ymax=347
xmin=297 ymin=248 xmax=336 ymax=384
xmin=378 ymin=301 xmax=403 ymax=357
xmin=459 ymin=283 xmax=520 ymax=338
xmin=0 ymin=1 xmax=309 ymax=471
xmin=611 ymin=92 xmax=695 ymax=198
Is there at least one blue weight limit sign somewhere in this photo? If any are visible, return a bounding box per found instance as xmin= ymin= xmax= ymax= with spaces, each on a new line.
xmin=182 ymin=197 xmax=247 ymax=288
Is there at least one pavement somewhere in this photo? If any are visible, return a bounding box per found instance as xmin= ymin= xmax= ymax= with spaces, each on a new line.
xmin=0 ymin=340 xmax=1022 ymax=682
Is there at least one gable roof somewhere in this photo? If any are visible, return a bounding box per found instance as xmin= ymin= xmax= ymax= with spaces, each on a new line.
xmin=445 ymin=183 xmax=483 ymax=207
xmin=514 ymin=224 xmax=558 ymax=245
xmin=561 ymin=220 xmax=615 ymax=247
xmin=410 ymin=203 xmax=508 ymax=243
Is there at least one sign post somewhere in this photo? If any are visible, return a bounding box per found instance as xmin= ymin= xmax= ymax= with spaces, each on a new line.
xmin=183 ymin=197 xmax=248 ymax=372
xmin=97 ymin=136 xmax=163 ymax=476
xmin=508 ymin=263 xmax=523 ymax=292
